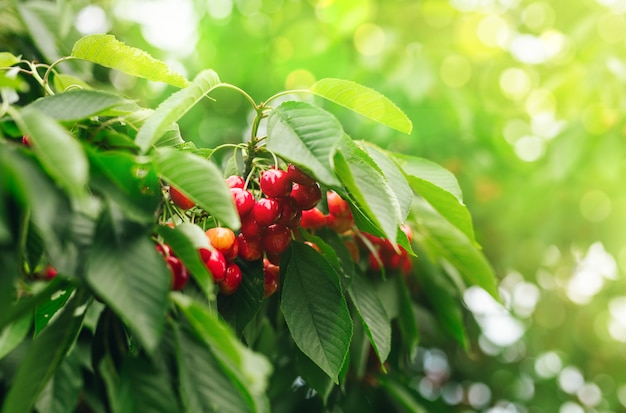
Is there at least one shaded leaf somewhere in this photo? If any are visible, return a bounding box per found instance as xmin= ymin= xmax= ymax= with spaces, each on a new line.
xmin=311 ymin=78 xmax=412 ymax=134
xmin=27 ymin=90 xmax=137 ymax=122
xmin=218 ymin=259 xmax=265 ymax=335
xmin=378 ymin=376 xmax=427 ymax=413
xmin=280 ymin=242 xmax=353 ymax=382
xmin=53 ymin=74 xmax=92 ymax=92
xmin=34 ymin=284 xmax=75 ymax=335
xmin=0 ymin=313 xmax=32 ymax=360
xmin=35 ymin=347 xmax=83 ymax=413
xmin=396 ymin=276 xmax=419 ymax=362
xmin=71 ymin=34 xmax=188 ymax=88
xmin=135 ymin=69 xmax=219 ymax=152
xmin=266 ymin=101 xmax=342 ymax=187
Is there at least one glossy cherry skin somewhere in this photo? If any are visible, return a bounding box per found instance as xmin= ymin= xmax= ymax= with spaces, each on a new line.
xmin=201 ymin=248 xmax=227 ymax=282
xmin=287 ymin=164 xmax=316 ymax=186
xmin=327 ymin=191 xmax=351 ymax=218
xmin=263 ymin=260 xmax=280 ymax=298
xmin=290 ymin=183 xmax=322 ymax=211
xmin=206 ymin=227 xmax=236 ymax=253
xmin=166 ymin=256 xmax=189 ymax=290
xmin=219 ymin=263 xmax=243 ymax=295
xmin=240 ymin=214 xmax=263 ymax=237
xmin=253 ymin=198 xmax=281 ymax=227
xmin=260 ymin=168 xmax=292 ymax=198
xmin=170 ymin=186 xmax=195 ymax=210
xmin=327 ymin=213 xmax=353 ymax=233
xmin=230 ymin=188 xmax=255 ymax=217
xmin=276 ymin=197 xmax=299 ymax=226
xmin=262 ymin=224 xmax=292 ymax=255
xmin=237 ymin=233 xmax=264 ymax=261
xmin=300 ymin=208 xmax=327 ymax=230
xmin=226 ymin=175 xmax=245 ymax=189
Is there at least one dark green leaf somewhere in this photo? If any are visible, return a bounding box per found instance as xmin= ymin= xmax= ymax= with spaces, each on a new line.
xmin=34 ymin=284 xmax=76 ymax=335
xmin=413 ymin=198 xmax=499 ymax=300
xmin=35 ymin=346 xmax=83 ymax=413
xmin=347 ymin=271 xmax=391 ymax=367
xmin=280 ymin=242 xmax=353 ymax=382
xmin=17 ymin=107 xmax=88 ymax=197
xmin=295 ymin=349 xmax=335 ymax=405
xmin=0 ymin=288 xmax=88 ymax=413
xmin=26 ymin=90 xmax=138 ymax=122
xmin=266 ymin=101 xmax=342 ymax=187
xmin=135 ymin=69 xmax=219 ymax=152
xmin=157 ymin=224 xmax=215 ymax=300
xmin=311 ymin=78 xmax=412 ymax=134
xmin=71 ymin=34 xmax=189 ymax=88
xmin=155 ymin=148 xmax=240 ymax=230
xmin=378 ymin=376 xmax=427 ymax=413
xmin=85 ymin=203 xmax=170 ymax=354
xmin=218 ymin=259 xmax=265 ymax=335
xmin=396 ymin=276 xmax=419 ymax=362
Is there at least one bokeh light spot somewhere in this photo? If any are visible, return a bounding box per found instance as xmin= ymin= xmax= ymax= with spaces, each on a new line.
xmin=559 ymin=401 xmax=585 ymax=413
xmin=285 ymin=69 xmax=316 ymax=90
xmin=559 ymin=366 xmax=585 ymax=394
xmin=75 ymin=5 xmax=110 ymax=35
xmin=499 ymin=68 xmax=531 ymax=99
xmin=354 ymin=23 xmax=386 ymax=56
xmin=597 ymin=13 xmax=626 ymax=43
xmin=535 ymin=351 xmax=562 ymax=378
xmin=468 ymin=382 xmax=492 ymax=409
xmin=207 ymin=0 xmax=233 ymax=19
xmin=514 ymin=136 xmax=545 ymax=162
xmin=477 ymin=14 xmax=510 ymax=47
xmin=522 ymin=2 xmax=555 ymax=31
xmin=421 ymin=0 xmax=455 ymax=28
xmin=582 ymin=102 xmax=616 ymax=135
xmin=580 ymin=190 xmax=612 ymax=222
xmin=525 ymin=89 xmax=556 ymax=117
xmin=503 ymin=119 xmax=530 ymax=144
xmin=440 ymin=55 xmax=472 ymax=88
xmin=577 ymin=382 xmax=602 ymax=407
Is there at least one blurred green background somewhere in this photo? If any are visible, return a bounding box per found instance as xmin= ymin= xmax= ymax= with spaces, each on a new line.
xmin=4 ymin=0 xmax=626 ymax=411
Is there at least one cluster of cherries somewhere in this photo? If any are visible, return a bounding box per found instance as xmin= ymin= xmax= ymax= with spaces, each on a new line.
xmin=160 ymin=163 xmax=413 ymax=297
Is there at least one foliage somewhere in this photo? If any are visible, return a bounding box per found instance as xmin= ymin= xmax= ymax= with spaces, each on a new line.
xmin=0 ymin=31 xmax=495 ymax=412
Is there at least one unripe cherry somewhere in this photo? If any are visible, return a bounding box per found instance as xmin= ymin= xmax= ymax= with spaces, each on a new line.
xmin=206 ymin=227 xmax=236 ymax=253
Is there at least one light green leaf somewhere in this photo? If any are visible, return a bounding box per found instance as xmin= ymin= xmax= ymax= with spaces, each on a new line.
xmin=0 ymin=313 xmax=32 ymax=360
xmin=71 ymin=34 xmax=189 ymax=88
xmin=334 ymin=135 xmax=401 ymax=244
xmin=266 ymin=101 xmax=342 ymax=187
xmin=85 ymin=203 xmax=170 ymax=354
xmin=413 ymin=198 xmax=499 ymax=300
xmin=155 ymin=148 xmax=240 ymax=230
xmin=311 ymin=78 xmax=412 ymax=134
xmin=17 ymin=3 xmax=62 ymax=65
xmin=347 ymin=271 xmax=391 ymax=367
xmin=0 ymin=52 xmax=20 ymax=68
xmin=1 ymin=289 xmax=88 ymax=413
xmin=27 ymin=90 xmax=137 ymax=122
xmin=16 ymin=107 xmax=88 ymax=197
xmin=280 ymin=242 xmax=353 ymax=382
xmin=135 ymin=69 xmax=219 ymax=152
xmin=395 ymin=154 xmax=476 ymax=244
xmin=157 ymin=224 xmax=215 ymax=300
xmin=53 ymin=74 xmax=92 ymax=92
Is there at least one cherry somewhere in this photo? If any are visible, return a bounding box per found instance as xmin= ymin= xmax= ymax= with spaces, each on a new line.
xmin=260 ymin=168 xmax=292 ymax=198
xmin=290 ymin=183 xmax=322 ymax=210
xmin=223 ymin=237 xmax=239 ymax=262
xmin=230 ymin=188 xmax=255 ymax=217
xmin=263 ymin=259 xmax=280 ymax=298
xmin=400 ymin=223 xmax=413 ymax=243
xmin=327 ymin=213 xmax=353 ymax=233
xmin=262 ymin=224 xmax=292 ymax=255
xmin=44 ymin=265 xmax=57 ymax=280
xmin=240 ymin=214 xmax=263 ymax=237
xmin=203 ymin=249 xmax=227 ymax=282
xmin=170 ymin=186 xmax=195 ymax=210
xmin=155 ymin=243 xmax=172 ymax=257
xmin=287 ymin=164 xmax=316 ymax=186
xmin=166 ymin=256 xmax=189 ymax=290
xmin=286 ymin=208 xmax=302 ymax=228
xmin=226 ymin=175 xmax=245 ymax=189
xmin=21 ymin=135 xmax=32 ymax=147
xmin=237 ymin=233 xmax=264 ymax=261
xmin=327 ymin=191 xmax=351 ymax=218
xmin=219 ymin=263 xmax=243 ymax=294
xmin=266 ymin=250 xmax=282 ymax=266
xmin=206 ymin=227 xmax=236 ymax=253
xmin=253 ymin=198 xmax=281 ymax=227
xmin=300 ymin=208 xmax=327 ymax=230
xmin=344 ymin=239 xmax=360 ymax=262
xmin=276 ymin=197 xmax=299 ymax=226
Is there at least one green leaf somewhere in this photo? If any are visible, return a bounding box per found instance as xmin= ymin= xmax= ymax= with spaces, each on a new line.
xmin=71 ymin=34 xmax=189 ymax=88
xmin=218 ymin=259 xmax=265 ymax=335
xmin=16 ymin=107 xmax=88 ymax=197
xmin=378 ymin=376 xmax=427 ymax=413
xmin=334 ymin=135 xmax=401 ymax=243
xmin=53 ymin=74 xmax=92 ymax=92
xmin=413 ymin=198 xmax=499 ymax=299
xmin=85 ymin=203 xmax=170 ymax=354
xmin=17 ymin=3 xmax=63 ymax=65
xmin=0 ymin=52 xmax=20 ymax=68
xmin=155 ymin=148 xmax=240 ymax=230
xmin=311 ymin=78 xmax=412 ymax=134
xmin=0 ymin=313 xmax=32 ymax=360
xmin=34 ymin=285 xmax=75 ymax=335
xmin=266 ymin=101 xmax=342 ymax=187
xmin=35 ymin=347 xmax=83 ymax=413
xmin=395 ymin=154 xmax=476 ymax=244
xmin=135 ymin=69 xmax=219 ymax=152
xmin=396 ymin=276 xmax=419 ymax=362
xmin=363 ymin=143 xmax=413 ymax=221
xmin=171 ymin=293 xmax=272 ymax=410
xmin=1 ymin=288 xmax=88 ymax=413
xmin=175 ymin=325 xmax=256 ymax=413
xmin=280 ymin=242 xmax=353 ymax=382
xmin=347 ymin=271 xmax=391 ymax=367
xmin=156 ymin=224 xmax=215 ymax=300
xmin=26 ymin=90 xmax=137 ymax=122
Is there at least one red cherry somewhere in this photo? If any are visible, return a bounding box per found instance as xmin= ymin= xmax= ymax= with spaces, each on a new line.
xmin=266 ymin=251 xmax=282 ymax=266
xmin=170 ymin=186 xmax=195 ymax=210
xmin=206 ymin=227 xmax=236 ymax=253
xmin=237 ymin=233 xmax=264 ymax=261
xmin=300 ymin=208 xmax=327 ymax=230
xmin=253 ymin=198 xmax=281 ymax=227
xmin=226 ymin=175 xmax=245 ymax=189
xmin=287 ymin=164 xmax=316 ymax=186
xmin=286 ymin=208 xmax=302 ymax=228
xmin=262 ymin=224 xmax=292 ymax=255
xmin=223 ymin=237 xmax=239 ymax=262
xmin=400 ymin=223 xmax=414 ymax=243
xmin=155 ymin=243 xmax=172 ymax=257
xmin=230 ymin=188 xmax=255 ymax=217
xmin=344 ymin=239 xmax=360 ymax=262
xmin=22 ymin=135 xmax=32 ymax=147
xmin=327 ymin=191 xmax=351 ymax=218
xmin=290 ymin=183 xmax=322 ymax=211
xmin=276 ymin=197 xmax=299 ymax=226
xmin=263 ymin=261 xmax=280 ymax=298
xmin=204 ymin=249 xmax=227 ymax=282
xmin=328 ymin=213 xmax=353 ymax=233
xmin=368 ymin=252 xmax=382 ymax=272
xmin=219 ymin=263 xmax=243 ymax=294
xmin=44 ymin=265 xmax=57 ymax=280
xmin=241 ymin=214 xmax=263 ymax=237
xmin=260 ymin=168 xmax=292 ymax=198
xmin=166 ymin=256 xmax=189 ymax=290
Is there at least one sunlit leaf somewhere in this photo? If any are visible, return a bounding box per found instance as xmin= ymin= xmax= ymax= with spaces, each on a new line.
xmin=280 ymin=242 xmax=353 ymax=382
xmin=71 ymin=34 xmax=189 ymax=88
xmin=135 ymin=69 xmax=219 ymax=152
xmin=0 ymin=52 xmax=20 ymax=67
xmin=0 ymin=313 xmax=32 ymax=359
xmin=311 ymin=78 xmax=412 ymax=134
xmin=53 ymin=74 xmax=92 ymax=92
xmin=266 ymin=101 xmax=342 ymax=187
